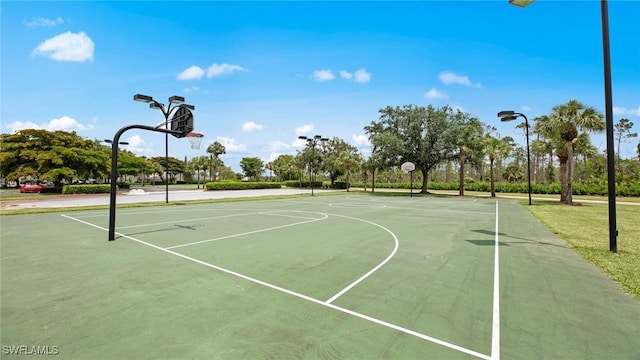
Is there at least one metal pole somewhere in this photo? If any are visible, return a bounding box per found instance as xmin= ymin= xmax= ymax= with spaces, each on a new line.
xmin=601 ymin=0 xmax=618 ymax=252
xmin=108 ymin=124 xmax=183 ymax=241
xmin=108 ymin=134 xmax=119 ymax=241
xmin=522 ymin=113 xmax=532 ymax=206
xmin=165 ymin=112 xmax=169 ymax=204
xmin=311 ymin=144 xmax=315 ymax=196
xmin=410 ymin=171 xmax=413 ymax=198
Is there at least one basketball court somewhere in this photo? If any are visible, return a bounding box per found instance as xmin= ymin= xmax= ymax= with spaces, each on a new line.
xmin=1 ymin=194 xmax=639 ymax=359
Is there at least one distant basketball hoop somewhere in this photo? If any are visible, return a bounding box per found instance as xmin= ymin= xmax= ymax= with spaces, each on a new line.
xmin=401 ymin=161 xmax=415 ymax=173
xmin=186 ymin=132 xmax=204 ymax=150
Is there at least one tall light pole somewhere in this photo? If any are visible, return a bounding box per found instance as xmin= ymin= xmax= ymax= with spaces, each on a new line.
xmin=498 ymin=111 xmax=532 ymax=206
xmin=134 ymin=94 xmax=195 ymax=204
xmin=298 ymin=135 xmax=328 ymax=196
xmin=507 ymin=0 xmax=617 ymax=251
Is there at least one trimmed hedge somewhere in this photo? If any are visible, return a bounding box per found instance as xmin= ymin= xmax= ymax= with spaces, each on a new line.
xmin=62 ymin=184 xmax=111 ymax=194
xmin=282 ymin=180 xmax=323 ymax=188
xmin=349 ymin=181 xmax=640 ymax=196
xmin=205 ymin=181 xmax=281 ymax=191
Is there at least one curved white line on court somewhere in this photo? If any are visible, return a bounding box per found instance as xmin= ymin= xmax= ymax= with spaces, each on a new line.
xmin=61 ymin=213 xmax=489 ymax=360
xmin=324 ymin=213 xmax=399 ymax=304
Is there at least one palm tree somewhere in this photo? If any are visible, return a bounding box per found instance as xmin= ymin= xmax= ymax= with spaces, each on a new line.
xmin=537 ymin=100 xmax=604 ymax=205
xmin=572 ymin=133 xmax=597 ymax=183
xmin=484 ymin=135 xmax=511 ymax=198
xmin=453 ymin=117 xmax=484 ymax=196
xmin=206 ymin=141 xmax=226 ymax=181
xmin=189 ymin=156 xmax=209 ymax=188
xmin=337 ymin=151 xmax=362 ymax=192
xmin=150 ymin=161 xmax=163 ymax=186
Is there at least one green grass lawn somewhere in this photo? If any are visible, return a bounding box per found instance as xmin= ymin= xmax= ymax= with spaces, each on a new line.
xmin=523 ymin=200 xmax=640 ymax=299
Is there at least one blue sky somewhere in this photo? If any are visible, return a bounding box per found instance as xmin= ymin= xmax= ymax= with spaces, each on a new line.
xmin=2 ymin=1 xmax=639 ymax=171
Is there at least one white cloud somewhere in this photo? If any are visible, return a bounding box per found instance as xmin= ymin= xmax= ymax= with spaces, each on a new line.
xmin=354 ymin=68 xmax=371 ymax=83
xmin=339 ymin=69 xmax=370 ymax=83
xmin=48 ymin=116 xmax=93 ymax=130
xmin=215 ymin=136 xmax=246 ymax=153
xmin=313 ymin=69 xmax=335 ymax=82
xmin=613 ymin=106 xmax=640 ymax=117
xmin=242 ymin=121 xmax=265 ymax=132
xmin=339 ymin=70 xmax=353 ymax=80
xmin=6 ymin=116 xmax=94 ymax=133
xmin=206 ymin=63 xmax=248 ymax=77
xmin=438 ymin=71 xmax=482 ymax=88
xmin=24 ymin=17 xmax=64 ymax=27
xmin=295 ymin=124 xmax=314 ymax=136
xmin=123 ymin=135 xmax=153 ymax=154
xmin=268 ymin=152 xmax=284 ymax=162
xmin=31 ymin=31 xmax=94 ymax=62
xmin=424 ymin=87 xmax=448 ymax=100
xmin=6 ymin=121 xmax=42 ymax=132
xmin=177 ymin=66 xmax=205 ymax=80
xmin=266 ymin=141 xmax=290 ymax=152
xmin=352 ymin=134 xmax=370 ymax=147
xmin=292 ymin=138 xmax=308 ymax=148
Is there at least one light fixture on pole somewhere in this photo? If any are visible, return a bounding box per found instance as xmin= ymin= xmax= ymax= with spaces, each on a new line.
xmin=298 ymin=135 xmax=328 ymax=196
xmin=507 ymin=0 xmax=617 ymax=252
xmin=498 ymin=110 xmax=532 ymax=206
xmin=104 ymin=140 xmax=130 ymax=145
xmin=134 ymin=93 xmax=195 ymax=204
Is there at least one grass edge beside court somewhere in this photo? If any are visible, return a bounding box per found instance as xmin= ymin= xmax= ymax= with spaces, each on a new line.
xmin=518 ymin=199 xmax=640 ymax=300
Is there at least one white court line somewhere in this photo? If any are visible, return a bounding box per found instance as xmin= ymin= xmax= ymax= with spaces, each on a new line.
xmin=118 ymin=212 xmax=259 ymax=229
xmin=325 ymin=214 xmax=399 ymax=304
xmin=491 ymin=201 xmax=500 ymax=360
xmin=60 ymin=214 xmax=491 ymax=360
xmin=164 ymin=214 xmax=328 ymax=250
xmin=257 ymin=211 xmax=322 ymax=221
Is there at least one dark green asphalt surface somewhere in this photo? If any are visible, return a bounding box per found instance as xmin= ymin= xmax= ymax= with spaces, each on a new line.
xmin=1 ymin=194 xmax=638 ymax=359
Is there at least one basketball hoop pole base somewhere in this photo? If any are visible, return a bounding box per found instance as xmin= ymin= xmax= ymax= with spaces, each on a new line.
xmin=108 ymin=124 xmax=183 ymax=241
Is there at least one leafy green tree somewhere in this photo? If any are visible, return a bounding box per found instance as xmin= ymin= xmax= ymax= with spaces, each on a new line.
xmin=573 ymin=133 xmax=597 ymax=183
xmin=484 ymin=135 xmax=512 ymax=197
xmin=364 ymin=104 xmax=459 ymax=193
xmin=451 ymin=114 xmax=485 ymax=196
xmin=318 ymin=137 xmax=360 ymax=187
xmin=614 ymin=118 xmax=637 ymax=164
xmin=118 ymin=151 xmax=150 ymax=183
xmin=206 ymin=141 xmax=226 ymax=181
xmin=272 ymin=154 xmax=298 ymax=181
xmin=240 ymin=157 xmax=264 ymax=181
xmin=189 ymin=155 xmax=209 ymax=188
xmin=148 ymin=156 xmax=185 ymax=184
xmin=0 ymin=129 xmax=109 ymax=190
xmin=362 ymin=121 xmax=391 ymax=193
xmin=537 ymin=100 xmax=604 ymax=204
xmin=336 ymin=150 xmax=362 ymax=191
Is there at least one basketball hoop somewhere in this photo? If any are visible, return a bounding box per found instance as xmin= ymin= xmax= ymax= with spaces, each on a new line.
xmin=186 ymin=132 xmax=204 ymax=150
xmin=401 ymin=161 xmax=415 ymax=173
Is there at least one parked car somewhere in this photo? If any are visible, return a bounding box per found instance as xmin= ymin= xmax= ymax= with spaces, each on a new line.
xmin=40 ymin=181 xmax=55 ymax=188
xmin=19 ymin=183 xmax=43 ymax=193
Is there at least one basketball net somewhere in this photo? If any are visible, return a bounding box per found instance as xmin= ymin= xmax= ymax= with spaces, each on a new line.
xmin=186 ymin=132 xmax=204 ymax=150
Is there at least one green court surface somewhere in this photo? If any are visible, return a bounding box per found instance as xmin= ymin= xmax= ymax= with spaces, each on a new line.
xmin=1 ymin=194 xmax=639 ymax=359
